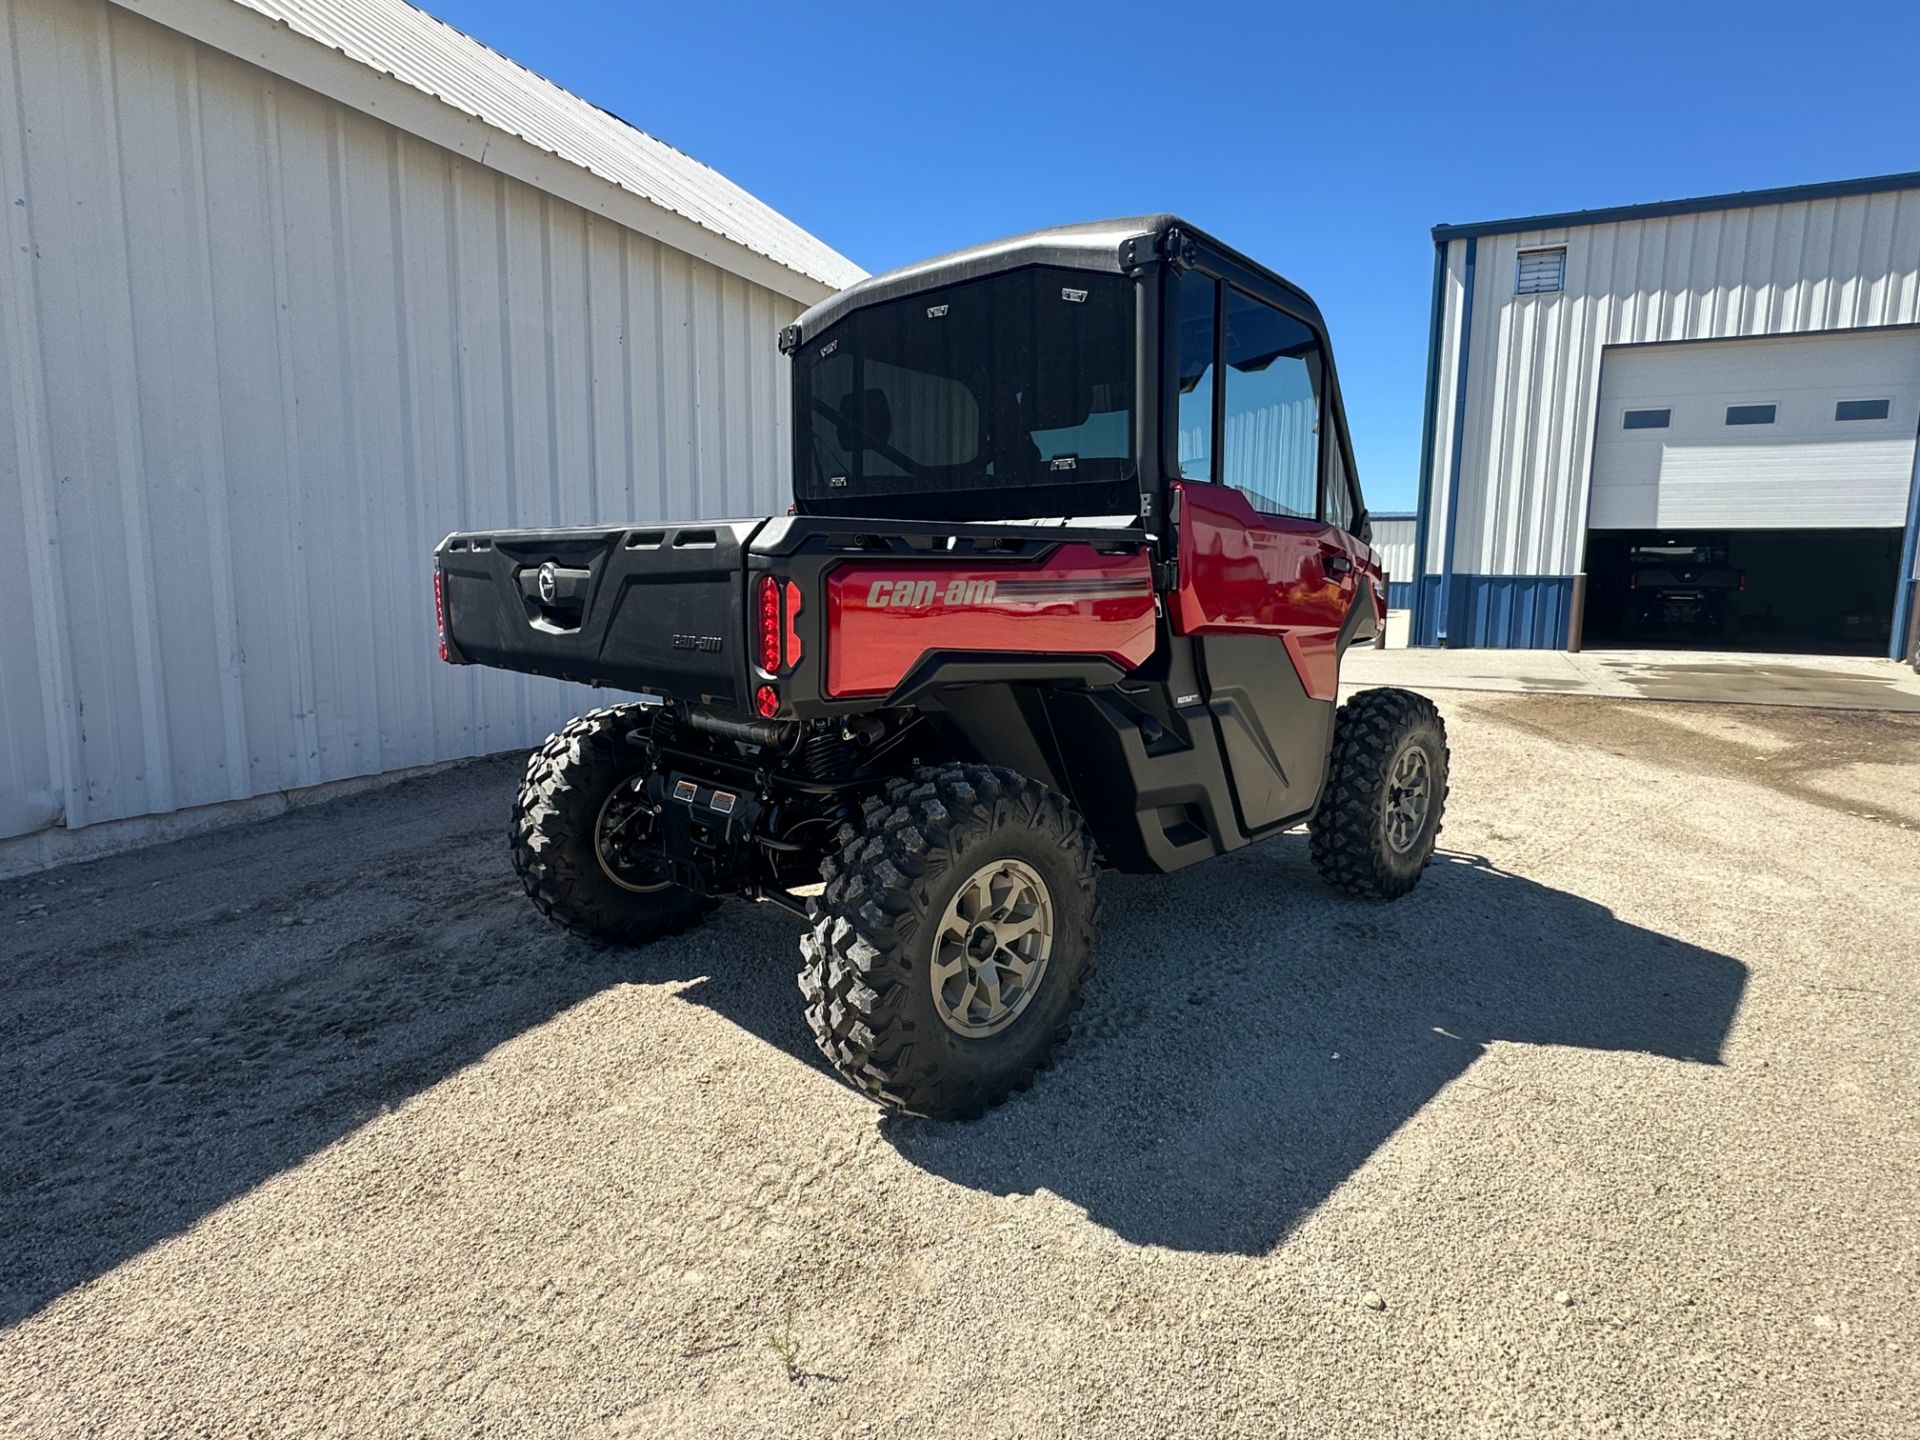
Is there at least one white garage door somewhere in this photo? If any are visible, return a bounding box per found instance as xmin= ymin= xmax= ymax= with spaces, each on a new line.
xmin=1589 ymin=330 xmax=1920 ymax=529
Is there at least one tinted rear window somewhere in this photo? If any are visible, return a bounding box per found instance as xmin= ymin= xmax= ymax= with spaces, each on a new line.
xmin=793 ymin=268 xmax=1137 ymax=520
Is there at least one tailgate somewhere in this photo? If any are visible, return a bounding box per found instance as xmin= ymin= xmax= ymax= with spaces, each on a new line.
xmin=436 ymin=521 xmax=762 ymax=705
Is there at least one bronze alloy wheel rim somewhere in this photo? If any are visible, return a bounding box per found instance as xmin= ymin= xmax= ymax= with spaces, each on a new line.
xmin=930 ymin=858 xmax=1055 ymax=1039
xmin=1383 ymin=744 xmax=1433 ymax=854
xmin=594 ymin=779 xmax=675 ymax=894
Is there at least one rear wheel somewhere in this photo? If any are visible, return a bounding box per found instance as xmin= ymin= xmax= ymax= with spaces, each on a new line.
xmin=799 ymin=765 xmax=1098 ymax=1119
xmin=510 ymin=706 xmax=713 ymax=944
xmin=1310 ymin=687 xmax=1449 ymax=899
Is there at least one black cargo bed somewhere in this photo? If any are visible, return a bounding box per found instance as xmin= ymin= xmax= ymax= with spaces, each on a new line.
xmin=436 ymin=520 xmax=764 ymax=705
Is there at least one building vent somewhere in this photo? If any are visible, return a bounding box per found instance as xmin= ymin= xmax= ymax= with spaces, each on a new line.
xmin=1516 ymin=247 xmax=1566 ymax=295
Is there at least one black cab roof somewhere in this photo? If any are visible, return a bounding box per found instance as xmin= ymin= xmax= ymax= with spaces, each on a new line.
xmin=783 ymin=216 xmax=1323 ymax=351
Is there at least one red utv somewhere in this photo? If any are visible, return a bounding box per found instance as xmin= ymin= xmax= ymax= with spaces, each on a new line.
xmin=434 ymin=218 xmax=1448 ymax=1118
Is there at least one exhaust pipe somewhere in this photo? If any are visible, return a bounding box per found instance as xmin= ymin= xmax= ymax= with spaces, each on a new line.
xmin=685 ymin=706 xmax=791 ymax=750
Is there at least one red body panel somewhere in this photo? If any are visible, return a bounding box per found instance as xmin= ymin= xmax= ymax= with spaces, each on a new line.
xmin=824 ymin=544 xmax=1157 ymax=698
xmin=1167 ymin=480 xmax=1373 ymax=701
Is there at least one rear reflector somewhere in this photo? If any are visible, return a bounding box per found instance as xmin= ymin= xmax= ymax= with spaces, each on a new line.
xmin=433 ymin=567 xmax=448 ymax=661
xmin=755 ymin=684 xmax=780 ymax=718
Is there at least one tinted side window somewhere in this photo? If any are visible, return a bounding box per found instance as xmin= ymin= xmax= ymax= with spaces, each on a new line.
xmin=1324 ymin=441 xmax=1356 ymax=533
xmin=1175 ymin=270 xmax=1215 ymax=482
xmin=1222 ymin=288 xmax=1321 ymax=519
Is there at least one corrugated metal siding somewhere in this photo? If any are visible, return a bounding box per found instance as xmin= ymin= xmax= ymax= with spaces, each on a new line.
xmin=1367 ymin=515 xmax=1416 ymax=592
xmin=1423 ymin=188 xmax=1920 ymax=577
xmin=227 ymin=0 xmax=864 ymax=294
xmin=1423 ymin=241 xmax=1470 ymax=573
xmin=1414 ymin=575 xmax=1572 ymax=649
xmin=0 ymin=0 xmax=803 ymax=839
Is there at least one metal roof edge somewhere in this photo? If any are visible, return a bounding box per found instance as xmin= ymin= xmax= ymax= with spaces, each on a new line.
xmin=1431 ymin=169 xmax=1920 ymax=244
xmin=108 ymin=0 xmax=845 ymax=305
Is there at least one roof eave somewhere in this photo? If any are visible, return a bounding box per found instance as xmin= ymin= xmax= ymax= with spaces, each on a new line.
xmin=113 ymin=0 xmax=844 ymax=304
xmin=1432 ymin=168 xmax=1920 ymax=245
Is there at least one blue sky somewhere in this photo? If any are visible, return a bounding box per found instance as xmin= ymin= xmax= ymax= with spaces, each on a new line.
xmin=427 ymin=0 xmax=1920 ymax=513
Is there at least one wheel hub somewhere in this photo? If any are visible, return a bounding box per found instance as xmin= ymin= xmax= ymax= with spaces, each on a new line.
xmin=931 ymin=859 xmax=1054 ymax=1038
xmin=1383 ymin=744 xmax=1432 ymax=855
xmin=594 ymin=778 xmax=675 ymax=894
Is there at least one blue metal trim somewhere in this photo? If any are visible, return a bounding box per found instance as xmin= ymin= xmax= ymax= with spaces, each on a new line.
xmin=1386 ymin=580 xmax=1415 ymax=611
xmin=1414 ymin=575 xmax=1575 ymax=648
xmin=1432 ymin=169 xmax=1920 ymax=243
xmin=1435 ymin=237 xmax=1478 ymax=645
xmin=1409 ymin=243 xmax=1450 ymax=647
xmin=1892 ymin=407 xmax=1920 ymax=662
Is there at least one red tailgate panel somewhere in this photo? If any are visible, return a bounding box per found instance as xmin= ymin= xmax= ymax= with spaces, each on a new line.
xmin=825 ymin=544 xmax=1157 ymax=698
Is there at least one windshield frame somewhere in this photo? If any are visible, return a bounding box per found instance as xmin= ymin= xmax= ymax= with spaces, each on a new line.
xmin=789 ymin=265 xmax=1146 ymax=522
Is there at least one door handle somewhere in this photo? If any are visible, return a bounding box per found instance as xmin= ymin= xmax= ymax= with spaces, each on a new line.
xmin=1322 ymin=551 xmax=1353 ymax=578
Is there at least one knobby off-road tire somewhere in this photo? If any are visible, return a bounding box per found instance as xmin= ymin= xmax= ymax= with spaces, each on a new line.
xmin=510 ymin=706 xmax=713 ymax=944
xmin=799 ymin=765 xmax=1098 ymax=1120
xmin=1310 ymin=687 xmax=1450 ymax=900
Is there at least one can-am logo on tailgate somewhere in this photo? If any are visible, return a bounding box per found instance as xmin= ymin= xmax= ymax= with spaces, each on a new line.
xmin=867 ymin=578 xmax=997 ymax=608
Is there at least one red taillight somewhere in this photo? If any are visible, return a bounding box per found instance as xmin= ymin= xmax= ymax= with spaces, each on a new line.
xmin=1628 ymin=572 xmax=1637 ymax=590
xmin=756 ymin=573 xmax=782 ymax=673
xmin=784 ymin=580 xmax=803 ymax=668
xmin=1738 ymin=574 xmax=1747 ymax=592
xmin=433 ymin=566 xmax=449 ymax=661
xmin=755 ymin=684 xmax=780 ymax=718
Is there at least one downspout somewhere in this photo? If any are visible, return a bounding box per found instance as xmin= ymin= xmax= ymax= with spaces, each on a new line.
xmin=1409 ymin=240 xmax=1449 ymax=647
xmin=1893 ymin=402 xmax=1920 ymax=662
xmin=1436 ymin=236 xmax=1478 ymax=646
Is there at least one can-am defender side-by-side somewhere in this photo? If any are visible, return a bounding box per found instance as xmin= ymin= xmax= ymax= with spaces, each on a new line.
xmin=434 ymin=218 xmax=1449 ymax=1119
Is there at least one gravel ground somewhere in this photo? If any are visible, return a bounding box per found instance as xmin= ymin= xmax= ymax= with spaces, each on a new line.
xmin=1 ymin=692 xmax=1915 ymax=1438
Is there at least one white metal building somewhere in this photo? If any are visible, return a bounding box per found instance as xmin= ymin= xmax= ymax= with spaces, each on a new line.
xmin=0 ymin=0 xmax=862 ymax=872
xmin=1413 ymin=171 xmax=1920 ymax=657
xmin=1365 ymin=513 xmax=1416 ymax=609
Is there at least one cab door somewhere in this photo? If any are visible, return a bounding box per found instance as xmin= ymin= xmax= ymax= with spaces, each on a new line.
xmin=1165 ymin=271 xmax=1375 ymax=833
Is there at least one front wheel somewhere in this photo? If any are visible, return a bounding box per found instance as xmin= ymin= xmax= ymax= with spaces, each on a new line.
xmin=799 ymin=765 xmax=1098 ymax=1119
xmin=1310 ymin=688 xmax=1449 ymax=899
xmin=510 ymin=706 xmax=714 ymax=944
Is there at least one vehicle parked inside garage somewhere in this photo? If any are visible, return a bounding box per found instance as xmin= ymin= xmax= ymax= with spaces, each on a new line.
xmin=1583 ymin=528 xmax=1906 ymax=655
xmin=433 ymin=218 xmax=1447 ymax=1118
xmin=1623 ymin=535 xmax=1744 ymax=637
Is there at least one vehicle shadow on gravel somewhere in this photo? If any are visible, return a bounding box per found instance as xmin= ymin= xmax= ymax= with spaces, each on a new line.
xmin=876 ymin=840 xmax=1749 ymax=1256
xmin=0 ymin=757 xmax=770 ymax=1330
xmin=0 ymin=762 xmax=1747 ymax=1322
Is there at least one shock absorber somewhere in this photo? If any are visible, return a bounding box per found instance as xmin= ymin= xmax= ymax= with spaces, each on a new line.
xmin=799 ymin=729 xmax=859 ymax=782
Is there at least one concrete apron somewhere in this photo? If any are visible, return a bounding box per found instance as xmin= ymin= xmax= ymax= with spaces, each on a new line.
xmin=1343 ymin=644 xmax=1920 ymax=714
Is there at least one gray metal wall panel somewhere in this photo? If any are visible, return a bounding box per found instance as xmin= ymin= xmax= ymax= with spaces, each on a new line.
xmin=0 ymin=0 xmax=807 ymax=839
xmin=1424 ymin=191 xmax=1920 ymax=579
xmin=1367 ymin=516 xmax=1416 ymax=588
xmin=1423 ymin=240 xmax=1470 ymax=572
